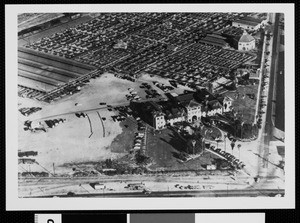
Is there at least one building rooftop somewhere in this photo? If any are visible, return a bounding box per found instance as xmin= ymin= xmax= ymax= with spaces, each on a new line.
xmin=158 ymin=101 xmax=186 ymax=119
xmin=207 ymin=33 xmax=227 ymax=40
xmin=18 ymin=13 xmax=65 ymax=33
xmin=199 ymin=35 xmax=228 ymax=47
xmin=176 ymin=93 xmax=195 ymax=104
xmin=233 ymin=18 xmax=260 ymax=27
xmin=187 ymin=99 xmax=202 ymax=108
xmin=242 ymin=16 xmax=263 ymax=23
xmin=239 ymin=30 xmax=255 ymax=43
xmin=207 ymin=100 xmax=222 ymax=110
xmin=194 ymin=89 xmax=216 ymax=102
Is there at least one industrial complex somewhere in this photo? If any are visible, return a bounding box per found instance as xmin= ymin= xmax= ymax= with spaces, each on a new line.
xmin=17 ymin=12 xmax=285 ymax=198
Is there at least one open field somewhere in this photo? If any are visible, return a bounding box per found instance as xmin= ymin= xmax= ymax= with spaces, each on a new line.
xmin=18 ymin=73 xmax=161 ymax=174
xmin=18 ymin=72 xmax=225 ymax=175
xmin=18 ymin=108 xmax=124 ymax=174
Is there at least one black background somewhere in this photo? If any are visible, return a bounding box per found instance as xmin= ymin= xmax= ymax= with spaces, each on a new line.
xmin=2 ymin=1 xmax=298 ymax=223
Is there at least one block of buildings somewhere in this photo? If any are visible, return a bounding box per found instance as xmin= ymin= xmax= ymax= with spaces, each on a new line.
xmin=131 ymin=89 xmax=233 ymax=130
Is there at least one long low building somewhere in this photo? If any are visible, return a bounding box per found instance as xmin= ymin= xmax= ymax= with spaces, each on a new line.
xmin=232 ymin=16 xmax=266 ymax=31
xmin=18 ymin=13 xmax=82 ymax=37
xmin=199 ymin=34 xmax=229 ymax=48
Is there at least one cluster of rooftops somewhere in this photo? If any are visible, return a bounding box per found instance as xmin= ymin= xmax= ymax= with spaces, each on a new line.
xmin=131 ymin=88 xmax=231 ymax=122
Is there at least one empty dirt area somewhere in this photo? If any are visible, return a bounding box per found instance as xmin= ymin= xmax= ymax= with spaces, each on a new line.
xmin=18 ymin=72 xmax=227 ymax=175
xmin=18 ymin=107 xmax=125 ymax=174
xmin=18 ymin=73 xmax=163 ymax=175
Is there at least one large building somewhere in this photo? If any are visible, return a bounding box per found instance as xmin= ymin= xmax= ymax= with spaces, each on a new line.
xmin=232 ymin=16 xmax=263 ymax=31
xmin=238 ymin=30 xmax=255 ymax=51
xmin=132 ymin=89 xmax=233 ymax=130
xmin=18 ymin=13 xmax=82 ymax=37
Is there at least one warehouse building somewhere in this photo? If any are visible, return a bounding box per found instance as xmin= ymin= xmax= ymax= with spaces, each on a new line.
xmin=232 ymin=16 xmax=263 ymax=31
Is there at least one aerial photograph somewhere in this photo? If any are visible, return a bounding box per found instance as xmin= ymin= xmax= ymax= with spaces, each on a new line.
xmin=17 ymin=12 xmax=285 ymax=198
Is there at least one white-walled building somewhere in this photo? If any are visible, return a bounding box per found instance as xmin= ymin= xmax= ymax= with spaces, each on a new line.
xmin=153 ymin=112 xmax=166 ymax=130
xmin=186 ymin=100 xmax=202 ymax=122
xmin=132 ymin=90 xmax=235 ymax=130
xmin=222 ymin=96 xmax=233 ymax=112
xmin=238 ymin=30 xmax=255 ymax=51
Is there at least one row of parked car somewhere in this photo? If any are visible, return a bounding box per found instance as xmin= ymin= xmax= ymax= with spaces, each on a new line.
xmin=110 ymin=105 xmax=133 ymax=122
xmin=141 ymin=83 xmax=161 ymax=98
xmin=19 ymin=107 xmax=42 ymax=116
xmin=210 ymin=146 xmax=245 ymax=169
xmin=114 ymin=73 xmax=136 ymax=82
xmin=131 ymin=119 xmax=147 ymax=152
xmin=44 ymin=118 xmax=67 ymax=128
xmin=153 ymin=81 xmax=175 ymax=93
xmin=18 ymin=150 xmax=38 ymax=157
xmin=18 ymin=85 xmax=45 ymax=99
xmin=126 ymin=88 xmax=141 ymax=101
xmin=23 ymin=120 xmax=47 ymax=133
xmin=75 ymin=112 xmax=87 ymax=118
xmin=111 ymin=115 xmax=126 ymax=122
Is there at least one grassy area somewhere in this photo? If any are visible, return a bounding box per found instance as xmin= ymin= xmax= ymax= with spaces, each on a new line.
xmin=223 ymin=84 xmax=258 ymax=123
xmin=199 ymin=125 xmax=222 ymax=141
xmin=110 ymin=118 xmax=137 ymax=153
xmin=145 ymin=128 xmax=219 ymax=171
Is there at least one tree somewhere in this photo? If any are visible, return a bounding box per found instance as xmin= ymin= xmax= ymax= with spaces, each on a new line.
xmin=135 ymin=151 xmax=151 ymax=166
xmin=230 ymin=141 xmax=235 ymax=154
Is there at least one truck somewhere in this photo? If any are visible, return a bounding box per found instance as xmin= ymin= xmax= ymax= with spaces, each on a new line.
xmin=18 ymin=151 xmax=38 ymax=157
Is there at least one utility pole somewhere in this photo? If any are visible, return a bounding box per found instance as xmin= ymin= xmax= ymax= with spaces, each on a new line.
xmin=227 ymin=183 xmax=229 ymax=197
xmin=53 ymin=163 xmax=55 ymax=175
xmin=238 ymin=144 xmax=241 ymax=160
xmin=224 ymin=133 xmax=227 ymax=152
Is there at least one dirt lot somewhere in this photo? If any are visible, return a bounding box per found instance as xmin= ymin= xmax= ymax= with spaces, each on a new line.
xmin=18 ymin=73 xmax=224 ymax=175
xmin=18 ymin=73 xmax=145 ymax=174
xmin=18 ymin=109 xmax=124 ymax=174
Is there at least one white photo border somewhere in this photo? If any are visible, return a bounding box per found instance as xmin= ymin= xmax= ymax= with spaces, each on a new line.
xmin=6 ymin=3 xmax=295 ymax=210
